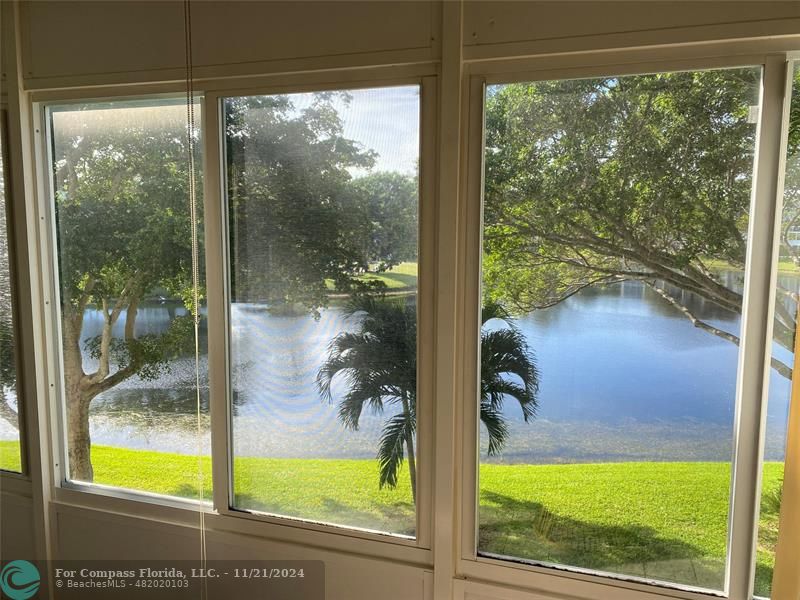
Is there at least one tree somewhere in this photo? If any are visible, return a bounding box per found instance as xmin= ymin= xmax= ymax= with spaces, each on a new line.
xmin=479 ymin=302 xmax=540 ymax=455
xmin=51 ymin=103 xmax=200 ymax=481
xmin=350 ymin=171 xmax=419 ymax=271
xmin=51 ymin=92 xmax=386 ymax=481
xmin=482 ymin=68 xmax=797 ymax=378
xmin=317 ymin=296 xmax=539 ymax=502
xmin=225 ymin=92 xmax=379 ymax=311
xmin=779 ymin=70 xmax=800 ymax=270
xmin=0 ymin=318 xmax=16 ymax=430
xmin=0 ymin=137 xmax=17 ymax=431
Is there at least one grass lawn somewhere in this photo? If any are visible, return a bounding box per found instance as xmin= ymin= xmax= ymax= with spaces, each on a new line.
xmin=326 ymin=261 xmax=418 ymax=291
xmin=0 ymin=439 xmax=21 ymax=473
xmin=0 ymin=442 xmax=782 ymax=595
xmin=702 ymin=257 xmax=800 ymax=275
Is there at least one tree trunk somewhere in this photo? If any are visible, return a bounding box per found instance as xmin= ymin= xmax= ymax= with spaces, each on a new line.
xmin=62 ymin=314 xmax=94 ymax=481
xmin=66 ymin=388 xmax=93 ymax=481
xmin=401 ymin=396 xmax=417 ymax=504
xmin=60 ymin=281 xmax=144 ymax=482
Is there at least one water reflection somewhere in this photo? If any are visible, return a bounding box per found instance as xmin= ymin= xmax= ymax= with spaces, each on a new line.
xmin=0 ymin=276 xmax=791 ymax=462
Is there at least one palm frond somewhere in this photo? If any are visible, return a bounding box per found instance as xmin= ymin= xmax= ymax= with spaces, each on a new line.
xmin=378 ymin=411 xmax=414 ymax=489
xmin=479 ymin=301 xmax=540 ymax=453
xmin=480 ymin=403 xmax=509 ymax=456
xmin=318 ymin=294 xmax=417 ymax=429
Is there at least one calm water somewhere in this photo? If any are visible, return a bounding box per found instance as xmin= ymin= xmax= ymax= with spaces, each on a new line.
xmin=0 ymin=276 xmax=792 ymax=462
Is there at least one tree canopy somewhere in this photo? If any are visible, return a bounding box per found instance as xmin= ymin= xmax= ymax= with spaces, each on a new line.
xmin=482 ymin=68 xmax=797 ymax=378
xmin=351 ymin=171 xmax=419 ymax=271
xmin=226 ymin=92 xmax=413 ymax=310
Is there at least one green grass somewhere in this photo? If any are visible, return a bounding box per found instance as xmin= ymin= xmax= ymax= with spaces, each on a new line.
xmin=480 ymin=461 xmax=783 ymax=595
xmin=0 ymin=439 xmax=21 ymax=473
xmin=326 ymin=261 xmax=418 ymax=291
xmin=702 ymin=257 xmax=800 ymax=275
xmin=0 ymin=442 xmax=783 ymax=595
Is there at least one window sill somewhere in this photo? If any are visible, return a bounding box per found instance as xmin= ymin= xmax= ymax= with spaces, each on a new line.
xmin=52 ymin=484 xmax=432 ymax=567
xmin=459 ymin=556 xmax=726 ymax=600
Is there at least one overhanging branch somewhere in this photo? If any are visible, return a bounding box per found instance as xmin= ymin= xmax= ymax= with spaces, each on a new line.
xmin=648 ymin=281 xmax=792 ymax=380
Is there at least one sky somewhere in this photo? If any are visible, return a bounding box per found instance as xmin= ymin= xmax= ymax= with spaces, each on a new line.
xmin=281 ymin=85 xmax=421 ymax=177
xmin=50 ymin=85 xmax=421 ymax=178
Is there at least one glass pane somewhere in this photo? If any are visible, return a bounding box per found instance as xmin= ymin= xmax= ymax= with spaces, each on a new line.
xmin=478 ymin=67 xmax=762 ymax=590
xmin=0 ymin=115 xmax=22 ymax=473
xmin=50 ymin=99 xmax=209 ymax=499
xmin=225 ymin=86 xmax=420 ymax=536
xmin=755 ymin=61 xmax=800 ymax=599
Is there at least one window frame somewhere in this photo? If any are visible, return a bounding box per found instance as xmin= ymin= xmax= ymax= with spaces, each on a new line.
xmin=205 ymin=75 xmax=437 ymax=549
xmin=18 ymin=39 xmax=800 ymax=600
xmin=36 ymin=90 xmax=211 ymax=507
xmin=28 ymin=66 xmax=438 ymax=561
xmin=0 ymin=105 xmax=27 ymax=477
xmin=457 ymin=51 xmax=797 ymax=600
xmin=766 ymin=55 xmax=800 ymax=600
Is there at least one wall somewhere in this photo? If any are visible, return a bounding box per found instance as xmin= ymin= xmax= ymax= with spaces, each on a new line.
xmin=1 ymin=2 xmax=799 ymax=600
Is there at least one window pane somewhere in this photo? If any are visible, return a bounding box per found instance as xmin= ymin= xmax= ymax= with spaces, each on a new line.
xmin=50 ymin=99 xmax=209 ymax=499
xmin=225 ymin=86 xmax=420 ymax=536
xmin=0 ymin=114 xmax=22 ymax=473
xmin=755 ymin=62 xmax=800 ymax=599
xmin=478 ymin=68 xmax=762 ymax=590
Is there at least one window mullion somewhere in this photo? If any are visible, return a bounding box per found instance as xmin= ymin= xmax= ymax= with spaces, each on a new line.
xmin=203 ymin=92 xmax=233 ymax=515
xmin=727 ymin=54 xmax=790 ymax=600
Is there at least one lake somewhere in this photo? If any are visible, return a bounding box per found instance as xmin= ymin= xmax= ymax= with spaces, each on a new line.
xmin=0 ymin=275 xmax=792 ymax=463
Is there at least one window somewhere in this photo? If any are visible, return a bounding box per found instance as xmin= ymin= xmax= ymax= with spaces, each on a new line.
xmin=477 ymin=67 xmax=765 ymax=591
xmin=0 ymin=111 xmax=22 ymax=473
xmin=755 ymin=60 xmax=800 ymax=599
xmin=223 ymin=86 xmax=421 ymax=536
xmin=48 ymin=98 xmax=209 ymax=498
xmin=27 ymin=52 xmax=798 ymax=600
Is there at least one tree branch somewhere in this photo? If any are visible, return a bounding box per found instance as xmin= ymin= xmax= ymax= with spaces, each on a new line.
xmin=648 ymin=281 xmax=792 ymax=379
xmin=85 ymin=290 xmax=142 ymax=398
xmin=86 ymin=276 xmax=140 ymax=385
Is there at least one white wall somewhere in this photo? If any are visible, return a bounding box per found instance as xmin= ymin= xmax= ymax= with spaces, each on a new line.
xmin=14 ymin=1 xmax=800 ymax=88
xmin=2 ymin=2 xmax=799 ymax=599
xmin=18 ymin=1 xmax=441 ymax=87
xmin=1 ymin=486 xmax=35 ymax=559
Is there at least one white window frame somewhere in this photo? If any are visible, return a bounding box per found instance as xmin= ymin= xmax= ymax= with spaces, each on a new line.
xmin=456 ymin=49 xmax=798 ymax=600
xmin=204 ymin=74 xmax=437 ymax=550
xmin=27 ymin=65 xmax=437 ymax=565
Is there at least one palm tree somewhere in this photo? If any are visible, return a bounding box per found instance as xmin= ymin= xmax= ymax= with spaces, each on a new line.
xmin=317 ymin=295 xmax=539 ymax=502
xmin=479 ymin=302 xmax=540 ymax=455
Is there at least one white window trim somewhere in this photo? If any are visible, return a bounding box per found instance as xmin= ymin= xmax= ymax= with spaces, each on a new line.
xmin=761 ymin=56 xmax=800 ymax=600
xmin=204 ymin=74 xmax=437 ymax=551
xmin=456 ymin=50 xmax=797 ymax=600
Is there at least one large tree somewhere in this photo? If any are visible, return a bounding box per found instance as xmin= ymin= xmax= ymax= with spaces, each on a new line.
xmin=350 ymin=171 xmax=419 ymax=271
xmin=0 ymin=136 xmax=17 ymax=431
xmin=482 ymin=68 xmax=799 ymax=378
xmin=51 ymin=103 xmax=200 ymax=481
xmin=225 ymin=92 xmax=379 ymax=310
